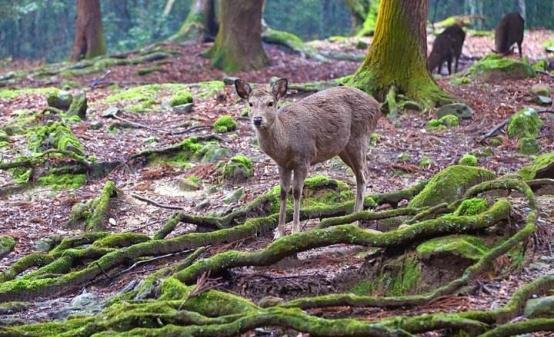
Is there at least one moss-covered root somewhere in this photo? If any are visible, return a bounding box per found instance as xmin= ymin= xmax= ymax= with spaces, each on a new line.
xmin=69 ymin=180 xmax=117 ymax=231
xmin=318 ymin=207 xmax=420 ymax=228
xmin=175 ymin=199 xmax=511 ymax=284
xmin=476 ymin=319 xmax=554 ymax=337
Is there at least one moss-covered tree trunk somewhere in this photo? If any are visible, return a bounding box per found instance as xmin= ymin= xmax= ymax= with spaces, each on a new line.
xmin=170 ymin=0 xmax=217 ymax=42
xmin=206 ymin=0 xmax=269 ymax=72
xmin=348 ymin=0 xmax=450 ymax=107
xmin=70 ymin=0 xmax=106 ymax=61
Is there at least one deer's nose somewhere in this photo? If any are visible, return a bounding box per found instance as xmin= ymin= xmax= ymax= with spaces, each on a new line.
xmin=253 ymin=117 xmax=262 ymax=126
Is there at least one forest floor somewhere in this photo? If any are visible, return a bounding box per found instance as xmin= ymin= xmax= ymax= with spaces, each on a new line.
xmin=0 ymin=30 xmax=553 ymax=335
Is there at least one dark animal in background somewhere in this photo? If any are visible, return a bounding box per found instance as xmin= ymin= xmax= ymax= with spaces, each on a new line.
xmin=494 ymin=12 xmax=524 ymax=57
xmin=427 ymin=25 xmax=466 ymax=75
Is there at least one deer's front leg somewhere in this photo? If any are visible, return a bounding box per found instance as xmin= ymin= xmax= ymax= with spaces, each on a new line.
xmin=276 ymin=166 xmax=292 ymax=239
xmin=292 ymin=166 xmax=308 ymax=233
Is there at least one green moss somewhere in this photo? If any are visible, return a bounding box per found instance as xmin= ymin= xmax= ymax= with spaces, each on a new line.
xmin=223 ymin=155 xmax=253 ymax=182
xmin=518 ymin=137 xmax=540 ymax=155
xmin=454 ymin=198 xmax=488 ymax=216
xmin=532 ymin=59 xmax=548 ymax=72
xmin=0 ymin=87 xmax=59 ymax=100
xmin=416 ymin=235 xmax=489 ymax=261
xmin=148 ymin=138 xmax=228 ymax=167
xmin=27 ymin=121 xmax=84 ymax=155
xmin=469 ymin=54 xmax=536 ymax=80
xmin=10 ymin=168 xmax=32 ymax=184
xmin=179 ymin=175 xmax=202 ymax=191
xmin=0 ymin=235 xmax=16 ymax=257
xmin=350 ymin=280 xmax=374 ymax=295
xmin=426 ymin=119 xmax=442 ymax=128
xmin=36 ymin=173 xmax=86 ymax=190
xmin=213 ymin=115 xmax=237 ymax=133
xmin=450 ymin=75 xmax=471 ymax=85
xmin=439 ymin=114 xmax=459 ymax=127
xmin=2 ymin=109 xmax=40 ymax=135
xmin=104 ymin=83 xmax=188 ymax=112
xmin=169 ymin=90 xmax=193 ymax=107
xmin=544 ymin=38 xmax=554 ymax=51
xmin=419 ymin=156 xmax=432 ymax=168
xmin=409 ymin=165 xmax=496 ymax=208
xmin=197 ymin=81 xmax=225 ymax=98
xmin=518 ymin=152 xmax=554 ymax=180
xmin=458 ymin=153 xmax=478 ymax=166
xmin=159 ymin=277 xmax=190 ymax=300
xmin=357 ymin=0 xmax=379 ymax=36
xmin=507 ymin=107 xmax=542 ymax=140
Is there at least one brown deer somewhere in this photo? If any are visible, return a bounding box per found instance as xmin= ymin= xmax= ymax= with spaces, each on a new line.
xmin=428 ymin=24 xmax=466 ymax=75
xmin=235 ymin=79 xmax=380 ymax=238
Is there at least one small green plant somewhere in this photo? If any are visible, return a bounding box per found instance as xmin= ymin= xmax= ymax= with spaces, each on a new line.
xmin=213 ymin=115 xmax=237 ymax=133
xmin=458 ymin=153 xmax=478 ymax=166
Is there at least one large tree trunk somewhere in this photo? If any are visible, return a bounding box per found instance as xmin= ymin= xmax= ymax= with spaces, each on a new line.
xmin=348 ymin=0 xmax=450 ymax=108
xmin=517 ymin=0 xmax=526 ymax=22
xmin=70 ymin=0 xmax=106 ymax=62
xmin=170 ymin=0 xmax=217 ymax=42
xmin=206 ymin=0 xmax=269 ymax=72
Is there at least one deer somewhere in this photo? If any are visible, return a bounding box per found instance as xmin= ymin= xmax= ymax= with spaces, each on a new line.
xmin=494 ymin=12 xmax=524 ymax=57
xmin=235 ymin=78 xmax=381 ymax=238
xmin=428 ymin=24 xmax=466 ymax=75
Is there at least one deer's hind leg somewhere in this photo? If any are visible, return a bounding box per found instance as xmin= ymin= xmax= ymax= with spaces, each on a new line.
xmin=339 ymin=143 xmax=368 ymax=214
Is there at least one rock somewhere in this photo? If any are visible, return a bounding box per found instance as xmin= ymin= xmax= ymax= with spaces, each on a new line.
xmin=402 ymin=100 xmax=423 ymax=111
xmin=458 ymin=153 xmax=478 ymax=166
xmin=223 ymin=76 xmax=239 ymax=85
xmin=356 ymin=40 xmax=369 ymax=49
xmin=89 ymin=121 xmax=103 ymax=130
xmin=223 ymin=155 xmax=253 ymax=184
xmin=46 ymin=91 xmax=73 ymax=110
xmin=409 ymin=165 xmax=496 ymax=208
xmin=469 ymin=54 xmax=535 ymax=81
xmin=179 ymin=176 xmax=202 ymax=191
xmin=535 ymin=95 xmax=552 ymax=106
xmin=195 ymin=200 xmax=210 ymax=210
xmin=33 ymin=236 xmax=61 ymax=252
xmin=173 ymin=103 xmax=194 ymax=114
xmin=52 ymin=290 xmax=104 ymax=320
xmin=416 ymin=235 xmax=489 ymax=261
xmin=198 ymin=143 xmax=230 ymax=163
xmin=518 ymin=153 xmax=554 ymax=179
xmin=507 ymin=107 xmax=542 ymax=139
xmin=524 ymin=296 xmax=554 ymax=318
xmin=67 ymin=91 xmax=87 ymax=119
xmin=224 ymin=187 xmax=244 ymax=204
xmin=102 ymin=106 xmax=121 ymax=118
xmin=518 ymin=137 xmax=540 ymax=155
xmin=0 ymin=235 xmax=16 ymax=258
xmin=530 ymin=84 xmax=551 ymax=96
xmin=436 ymin=103 xmax=474 ymax=120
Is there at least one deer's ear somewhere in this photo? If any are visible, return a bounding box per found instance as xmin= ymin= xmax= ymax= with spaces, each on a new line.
xmin=235 ymin=79 xmax=252 ymax=100
xmin=271 ymin=78 xmax=288 ymax=100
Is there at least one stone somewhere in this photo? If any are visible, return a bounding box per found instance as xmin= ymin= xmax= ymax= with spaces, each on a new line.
xmin=223 ymin=76 xmax=239 ymax=85
xmin=67 ymin=91 xmax=87 ymax=119
xmin=530 ymin=84 xmax=551 ymax=96
xmin=52 ymin=290 xmax=104 ymax=320
xmin=89 ymin=121 xmax=103 ymax=130
xmin=173 ymin=103 xmax=194 ymax=114
xmin=535 ymin=95 xmax=552 ymax=106
xmin=47 ymin=91 xmax=73 ymax=111
xmin=224 ymin=187 xmax=244 ymax=204
xmin=524 ymin=296 xmax=554 ymax=318
xmin=436 ymin=103 xmax=474 ymax=120
xmin=518 ymin=137 xmax=540 ymax=155
xmin=0 ymin=235 xmax=16 ymax=258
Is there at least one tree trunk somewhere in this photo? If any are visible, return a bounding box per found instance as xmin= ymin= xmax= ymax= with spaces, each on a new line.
xmin=206 ymin=0 xmax=269 ymax=72
xmin=517 ymin=0 xmax=526 ymax=23
xmin=348 ymin=0 xmax=450 ymax=108
xmin=170 ymin=0 xmax=217 ymax=42
xmin=70 ymin=0 xmax=106 ymax=62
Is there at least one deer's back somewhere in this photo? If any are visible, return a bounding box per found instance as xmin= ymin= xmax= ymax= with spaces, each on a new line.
xmin=495 ymin=12 xmax=524 ymax=52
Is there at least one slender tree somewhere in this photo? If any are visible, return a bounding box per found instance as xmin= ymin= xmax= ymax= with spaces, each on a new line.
xmin=348 ymin=0 xmax=450 ymax=108
xmin=70 ymin=0 xmax=106 ymax=61
xmin=206 ymin=0 xmax=269 ymax=72
xmin=170 ymin=0 xmax=217 ymax=42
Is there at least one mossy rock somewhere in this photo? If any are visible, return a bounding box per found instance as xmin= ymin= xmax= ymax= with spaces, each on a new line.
xmin=67 ymin=92 xmax=87 ymax=119
xmin=409 ymin=165 xmax=496 ymax=208
xmin=469 ymin=54 xmax=535 ymax=81
xmin=197 ymin=81 xmax=225 ymax=99
xmin=518 ymin=152 xmax=554 ymax=180
xmin=524 ymin=296 xmax=554 ymax=318
xmin=458 ymin=153 xmax=478 ymax=166
xmin=46 ymin=91 xmax=73 ymax=111
xmin=530 ymin=84 xmax=551 ymax=97
xmin=37 ymin=173 xmax=87 ymax=190
xmin=518 ymin=137 xmax=540 ymax=155
xmin=169 ymin=90 xmax=193 ymax=107
xmin=426 ymin=114 xmax=459 ymax=130
xmin=268 ymin=175 xmax=357 ymax=213
xmin=178 ymin=175 xmax=202 ymax=191
xmin=454 ymin=198 xmax=488 ymax=216
xmin=104 ymin=83 xmax=188 ymax=113
xmin=507 ymin=107 xmax=542 ymax=139
xmin=27 ymin=121 xmax=84 ymax=155
xmin=436 ymin=103 xmax=474 ymax=120
xmin=196 ymin=143 xmax=230 ymax=163
xmin=223 ymin=155 xmax=253 ymax=184
xmin=0 ymin=235 xmax=16 ymax=258
xmin=213 ymin=115 xmax=237 ymax=133
xmin=416 ymin=235 xmax=489 ymax=261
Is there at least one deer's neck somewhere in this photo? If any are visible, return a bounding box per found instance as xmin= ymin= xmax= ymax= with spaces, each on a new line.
xmin=256 ymin=118 xmax=289 ymax=165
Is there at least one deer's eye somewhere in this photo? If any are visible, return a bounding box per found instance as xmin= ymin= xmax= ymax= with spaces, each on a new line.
xmin=268 ymin=102 xmax=274 ymax=107
xmin=249 ymin=102 xmax=253 ymax=107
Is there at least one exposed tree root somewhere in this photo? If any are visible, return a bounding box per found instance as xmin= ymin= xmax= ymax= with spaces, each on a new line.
xmin=68 ymin=180 xmax=118 ymax=231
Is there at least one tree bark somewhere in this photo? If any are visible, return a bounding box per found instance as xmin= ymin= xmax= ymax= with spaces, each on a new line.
xmin=348 ymin=0 xmax=450 ymax=108
xmin=206 ymin=0 xmax=269 ymax=72
xmin=170 ymin=0 xmax=217 ymax=42
xmin=517 ymin=0 xmax=526 ymax=23
xmin=70 ymin=0 xmax=106 ymax=61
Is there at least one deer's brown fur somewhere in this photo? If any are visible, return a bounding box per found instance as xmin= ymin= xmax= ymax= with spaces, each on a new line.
xmin=235 ymin=79 xmax=380 ymax=237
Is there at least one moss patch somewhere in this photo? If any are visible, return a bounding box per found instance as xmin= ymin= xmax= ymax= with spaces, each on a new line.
xmin=426 ymin=114 xmax=459 ymax=130
xmin=223 ymin=155 xmax=253 ymax=183
xmin=416 ymin=235 xmax=489 ymax=261
xmin=409 ymin=165 xmax=496 ymax=208
xmin=104 ymin=83 xmax=189 ymax=112
xmin=213 ymin=115 xmax=237 ymax=133
xmin=27 ymin=121 xmax=84 ymax=155
xmin=458 ymin=153 xmax=478 ymax=166
xmin=0 ymin=87 xmax=59 ymax=101
xmin=518 ymin=152 xmax=554 ymax=180
xmin=0 ymin=235 xmax=16 ymax=258
xmin=507 ymin=107 xmax=542 ymax=139
xmin=468 ymin=54 xmax=535 ymax=80
xmin=169 ymin=90 xmax=193 ymax=107
xmin=454 ymin=198 xmax=488 ymax=216
xmin=197 ymin=81 xmax=225 ymax=99
xmin=36 ymin=173 xmax=86 ymax=190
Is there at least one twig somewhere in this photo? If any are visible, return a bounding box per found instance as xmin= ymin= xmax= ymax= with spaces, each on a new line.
xmin=168 ymin=125 xmax=213 ymax=135
xmin=131 ymin=193 xmax=186 ymax=211
xmin=112 ymin=251 xmax=191 ymax=279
